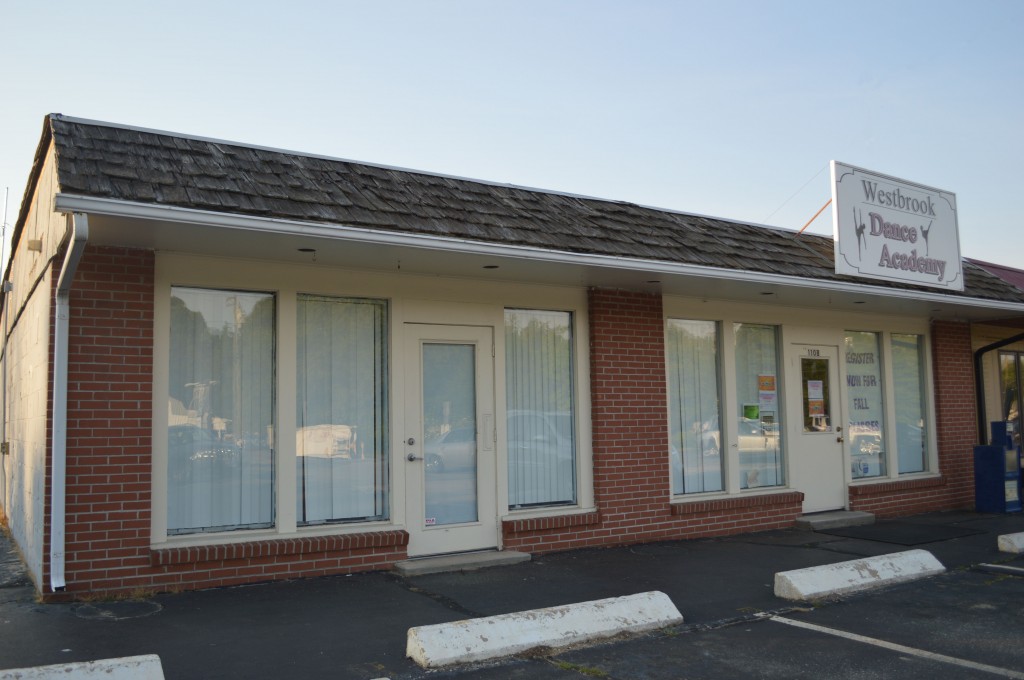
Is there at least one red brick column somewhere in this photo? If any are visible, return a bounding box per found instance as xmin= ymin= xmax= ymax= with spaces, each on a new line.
xmin=61 ymin=246 xmax=155 ymax=596
xmin=587 ymin=288 xmax=672 ymax=532
xmin=929 ymin=320 xmax=977 ymax=508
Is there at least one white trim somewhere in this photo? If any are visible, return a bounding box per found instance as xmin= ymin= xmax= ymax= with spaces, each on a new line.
xmin=53 ymin=193 xmax=1024 ymax=316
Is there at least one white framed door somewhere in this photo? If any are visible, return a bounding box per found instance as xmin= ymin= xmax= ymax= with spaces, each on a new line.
xmin=786 ymin=344 xmax=846 ymax=512
xmin=403 ymin=324 xmax=498 ymax=557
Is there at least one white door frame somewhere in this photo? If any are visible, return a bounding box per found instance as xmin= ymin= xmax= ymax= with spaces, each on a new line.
xmin=403 ymin=323 xmax=498 ymax=557
xmin=786 ymin=343 xmax=847 ymax=513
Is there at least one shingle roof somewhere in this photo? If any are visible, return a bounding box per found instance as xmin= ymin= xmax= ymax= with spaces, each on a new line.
xmin=43 ymin=114 xmax=1024 ymax=305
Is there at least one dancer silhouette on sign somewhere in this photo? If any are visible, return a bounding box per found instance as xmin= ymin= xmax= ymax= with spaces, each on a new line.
xmin=854 ymin=209 xmax=868 ymax=260
xmin=920 ymin=220 xmax=932 ymax=256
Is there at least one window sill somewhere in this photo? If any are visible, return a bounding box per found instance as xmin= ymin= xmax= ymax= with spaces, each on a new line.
xmin=848 ymin=474 xmax=945 ymax=496
xmin=502 ymin=507 xmax=600 ymax=534
xmin=670 ymin=490 xmax=805 ymax=515
xmin=150 ymin=529 xmax=409 ymax=567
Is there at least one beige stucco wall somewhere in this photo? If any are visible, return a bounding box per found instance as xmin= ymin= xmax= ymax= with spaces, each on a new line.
xmin=1 ymin=143 xmax=66 ymax=587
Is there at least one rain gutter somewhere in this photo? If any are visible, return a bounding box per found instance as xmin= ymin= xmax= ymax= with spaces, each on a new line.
xmin=50 ymin=212 xmax=88 ymax=592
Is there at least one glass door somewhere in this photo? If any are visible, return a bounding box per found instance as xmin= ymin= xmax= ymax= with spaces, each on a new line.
xmin=404 ymin=324 xmax=497 ymax=556
xmin=1000 ymin=352 xmax=1023 ymax=449
xmin=786 ymin=344 xmax=846 ymax=512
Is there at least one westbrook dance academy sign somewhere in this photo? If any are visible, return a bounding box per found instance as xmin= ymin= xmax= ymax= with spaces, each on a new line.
xmin=831 ymin=161 xmax=963 ymax=291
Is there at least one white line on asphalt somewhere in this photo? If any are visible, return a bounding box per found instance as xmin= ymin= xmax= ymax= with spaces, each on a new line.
xmin=770 ymin=616 xmax=1024 ymax=679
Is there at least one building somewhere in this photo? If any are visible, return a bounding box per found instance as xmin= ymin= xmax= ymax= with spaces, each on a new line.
xmin=2 ymin=114 xmax=1023 ymax=599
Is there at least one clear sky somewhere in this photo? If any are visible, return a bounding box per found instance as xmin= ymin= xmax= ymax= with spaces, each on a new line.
xmin=1 ymin=0 xmax=1021 ymax=270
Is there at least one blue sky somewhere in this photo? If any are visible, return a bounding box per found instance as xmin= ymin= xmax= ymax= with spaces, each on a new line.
xmin=1 ymin=0 xmax=1021 ymax=269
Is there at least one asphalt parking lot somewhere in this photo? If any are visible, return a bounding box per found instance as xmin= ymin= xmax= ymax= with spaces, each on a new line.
xmin=1 ymin=510 xmax=1022 ymax=679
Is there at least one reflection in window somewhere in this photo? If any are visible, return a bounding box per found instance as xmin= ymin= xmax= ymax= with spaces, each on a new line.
xmin=1000 ymin=352 xmax=1022 ymax=450
xmin=844 ymin=331 xmax=886 ymax=478
xmin=423 ymin=344 xmax=478 ymax=525
xmin=892 ymin=333 xmax=928 ymax=473
xmin=666 ymin=320 xmax=722 ymax=494
xmin=734 ymin=324 xmax=784 ymax=488
xmin=296 ymin=296 xmax=388 ymax=525
xmin=505 ymin=309 xmax=576 ymax=508
xmin=168 ymin=288 xmax=275 ymax=534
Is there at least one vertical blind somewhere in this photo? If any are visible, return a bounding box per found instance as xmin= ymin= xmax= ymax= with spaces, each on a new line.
xmin=505 ymin=309 xmax=576 ymax=507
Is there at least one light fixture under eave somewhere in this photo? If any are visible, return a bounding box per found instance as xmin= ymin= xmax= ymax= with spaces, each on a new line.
xmin=760 ymin=291 xmax=775 ymax=296
xmin=853 ymin=301 xmax=866 ymax=305
xmin=482 ymin=265 xmax=500 ymax=270
xmin=298 ymin=247 xmax=317 ymax=262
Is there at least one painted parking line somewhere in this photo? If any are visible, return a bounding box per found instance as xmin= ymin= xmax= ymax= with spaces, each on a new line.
xmin=770 ymin=616 xmax=1024 ymax=679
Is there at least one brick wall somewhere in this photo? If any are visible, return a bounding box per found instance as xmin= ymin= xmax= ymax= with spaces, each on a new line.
xmin=51 ymin=246 xmax=407 ymax=600
xmin=502 ymin=288 xmax=804 ymax=553
xmin=849 ymin=320 xmax=977 ymax=516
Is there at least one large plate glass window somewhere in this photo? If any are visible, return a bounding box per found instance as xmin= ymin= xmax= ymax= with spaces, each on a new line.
xmin=666 ymin=319 xmax=722 ymax=494
xmin=505 ymin=309 xmax=576 ymax=508
xmin=734 ymin=323 xmax=783 ymax=488
xmin=844 ymin=331 xmax=886 ymax=478
xmin=296 ymin=295 xmax=388 ymax=525
xmin=168 ymin=288 xmax=275 ymax=534
xmin=891 ymin=333 xmax=928 ymax=473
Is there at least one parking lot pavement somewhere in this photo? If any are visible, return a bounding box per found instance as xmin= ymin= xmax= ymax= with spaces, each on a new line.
xmin=1 ymin=511 xmax=1023 ymax=679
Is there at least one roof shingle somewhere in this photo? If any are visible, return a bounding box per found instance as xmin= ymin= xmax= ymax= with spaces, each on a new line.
xmin=45 ymin=115 xmax=1024 ymax=305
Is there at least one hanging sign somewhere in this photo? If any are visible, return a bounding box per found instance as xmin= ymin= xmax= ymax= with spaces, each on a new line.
xmin=831 ymin=161 xmax=963 ymax=291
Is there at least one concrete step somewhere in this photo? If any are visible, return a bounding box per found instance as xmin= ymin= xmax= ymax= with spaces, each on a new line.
xmin=394 ymin=550 xmax=531 ymax=577
xmin=795 ymin=510 xmax=875 ymax=531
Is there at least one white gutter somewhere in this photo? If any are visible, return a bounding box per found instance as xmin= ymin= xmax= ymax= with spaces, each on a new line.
xmin=50 ymin=212 xmax=88 ymax=592
xmin=53 ymin=193 xmax=1024 ymax=317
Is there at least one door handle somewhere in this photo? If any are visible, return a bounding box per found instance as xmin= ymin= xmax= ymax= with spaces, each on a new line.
xmin=837 ymin=436 xmax=845 ymax=443
xmin=407 ymin=453 xmax=423 ymax=462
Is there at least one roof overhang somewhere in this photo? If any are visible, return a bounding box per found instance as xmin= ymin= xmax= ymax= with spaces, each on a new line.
xmin=55 ymin=193 xmax=1024 ymax=324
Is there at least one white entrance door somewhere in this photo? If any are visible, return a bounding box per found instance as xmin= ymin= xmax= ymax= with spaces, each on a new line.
xmin=787 ymin=344 xmax=846 ymax=512
xmin=404 ymin=324 xmax=498 ymax=557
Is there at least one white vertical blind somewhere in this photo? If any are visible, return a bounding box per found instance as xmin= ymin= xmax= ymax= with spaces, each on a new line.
xmin=505 ymin=309 xmax=576 ymax=507
xmin=667 ymin=319 xmax=722 ymax=494
xmin=296 ymin=296 xmax=388 ymax=524
xmin=167 ymin=288 xmax=275 ymax=534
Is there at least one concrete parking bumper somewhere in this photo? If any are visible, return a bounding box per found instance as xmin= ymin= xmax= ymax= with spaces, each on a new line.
xmin=774 ymin=549 xmax=946 ymax=601
xmin=406 ymin=591 xmax=683 ymax=668
xmin=998 ymin=532 xmax=1024 ymax=553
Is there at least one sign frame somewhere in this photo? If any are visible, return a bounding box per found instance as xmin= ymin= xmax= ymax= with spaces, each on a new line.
xmin=831 ymin=161 xmax=963 ymax=291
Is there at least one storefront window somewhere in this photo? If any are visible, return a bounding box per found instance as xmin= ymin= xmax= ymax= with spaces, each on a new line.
xmin=666 ymin=319 xmax=722 ymax=494
xmin=845 ymin=331 xmax=886 ymax=478
xmin=296 ymin=296 xmax=389 ymax=525
xmin=505 ymin=309 xmax=576 ymax=508
xmin=1000 ymin=352 xmax=1023 ymax=450
xmin=168 ymin=288 xmax=275 ymax=534
xmin=733 ymin=323 xmax=784 ymax=488
xmin=892 ymin=333 xmax=928 ymax=474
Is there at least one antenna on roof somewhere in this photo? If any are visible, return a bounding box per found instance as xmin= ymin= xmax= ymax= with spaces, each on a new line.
xmin=1 ymin=187 xmax=8 ymax=274
xmin=796 ymin=198 xmax=833 ymax=235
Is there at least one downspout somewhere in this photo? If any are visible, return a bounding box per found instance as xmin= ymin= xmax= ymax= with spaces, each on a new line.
xmin=50 ymin=212 xmax=88 ymax=592
xmin=974 ymin=329 xmax=1024 ymax=444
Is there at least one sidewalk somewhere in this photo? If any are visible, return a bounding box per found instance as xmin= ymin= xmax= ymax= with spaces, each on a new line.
xmin=1 ymin=510 xmax=1022 ymax=679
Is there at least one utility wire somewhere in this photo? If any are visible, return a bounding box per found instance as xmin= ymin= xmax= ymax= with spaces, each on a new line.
xmin=763 ymin=165 xmax=828 ymax=223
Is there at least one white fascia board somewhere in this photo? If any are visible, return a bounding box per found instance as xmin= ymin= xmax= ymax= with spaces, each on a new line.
xmin=54 ymin=193 xmax=1024 ymax=316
